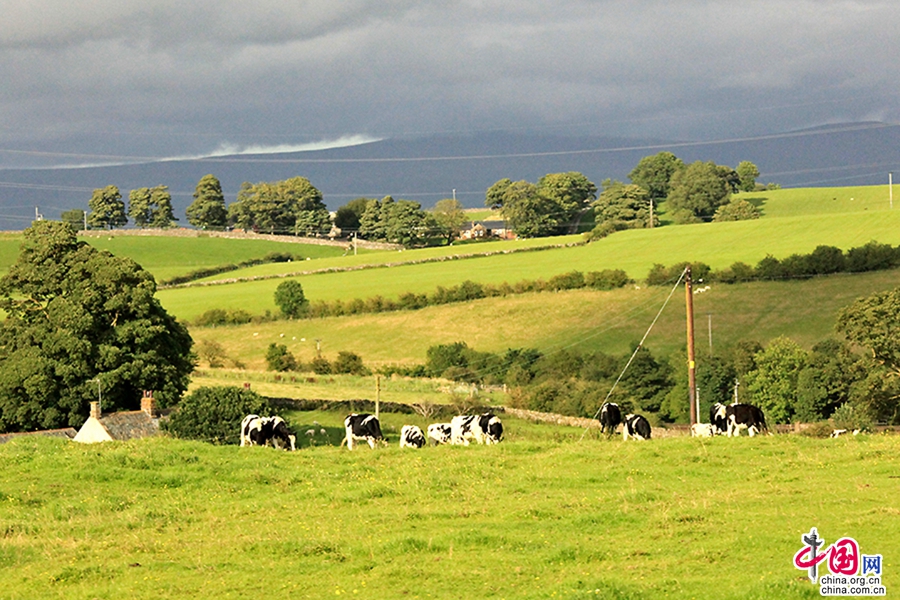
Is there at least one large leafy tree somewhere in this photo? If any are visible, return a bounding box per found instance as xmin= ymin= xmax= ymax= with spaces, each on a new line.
xmin=0 ymin=221 xmax=194 ymax=432
xmin=60 ymin=209 xmax=85 ymax=233
xmin=358 ymin=196 xmax=428 ymax=247
xmin=227 ymin=176 xmax=329 ymax=235
xmin=128 ymin=185 xmax=177 ymax=228
xmin=186 ymin=174 xmax=228 ymax=230
xmin=536 ymin=172 xmax=597 ymax=229
xmin=274 ymin=280 xmax=309 ymax=318
xmin=795 ymin=339 xmax=866 ymax=422
xmin=498 ymin=180 xmax=560 ymax=238
xmin=592 ymin=180 xmax=655 ymax=228
xmin=836 ymin=288 xmax=900 ymax=375
xmin=485 ymin=178 xmax=513 ymax=210
xmin=431 ymin=198 xmax=467 ymax=244
xmin=333 ymin=197 xmax=373 ymax=233
xmin=629 ymin=151 xmax=684 ymax=200
xmin=736 ymin=161 xmax=760 ymax=192
xmin=744 ymin=336 xmax=808 ymax=424
xmin=87 ymin=185 xmax=127 ymax=229
xmin=666 ymin=161 xmax=733 ymax=223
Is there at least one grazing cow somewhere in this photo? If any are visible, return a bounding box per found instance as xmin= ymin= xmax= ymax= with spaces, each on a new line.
xmin=427 ymin=423 xmax=453 ymax=445
xmin=710 ymin=403 xmax=728 ymax=435
xmin=725 ymin=403 xmax=768 ymax=437
xmin=450 ymin=413 xmax=503 ymax=445
xmin=342 ymin=413 xmax=385 ymax=450
xmin=240 ymin=414 xmax=260 ymax=447
xmin=691 ymin=423 xmax=715 ymax=438
xmin=830 ymin=429 xmax=860 ymax=438
xmin=243 ymin=415 xmax=296 ymax=450
xmin=399 ymin=425 xmax=426 ymax=449
xmin=622 ymin=414 xmax=651 ymax=441
xmin=598 ymin=402 xmax=622 ymax=436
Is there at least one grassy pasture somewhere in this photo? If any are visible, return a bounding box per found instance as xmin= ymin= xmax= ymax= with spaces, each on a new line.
xmin=0 ymin=233 xmax=24 ymax=278
xmin=188 ymin=268 xmax=900 ymax=371
xmin=185 ymin=235 xmax=581 ymax=284
xmin=158 ymin=209 xmax=900 ymax=322
xmin=78 ymin=234 xmax=356 ymax=282
xmin=736 ymin=183 xmax=899 ymax=218
xmin=0 ymin=426 xmax=895 ymax=599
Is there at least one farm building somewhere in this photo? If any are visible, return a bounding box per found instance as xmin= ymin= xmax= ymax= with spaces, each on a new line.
xmin=73 ymin=391 xmax=163 ymax=444
xmin=459 ymin=220 xmax=515 ymax=240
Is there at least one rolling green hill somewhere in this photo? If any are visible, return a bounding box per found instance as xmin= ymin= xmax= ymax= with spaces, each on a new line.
xmin=188 ymin=269 xmax=900 ymax=371
xmin=158 ymin=208 xmax=900 ymax=322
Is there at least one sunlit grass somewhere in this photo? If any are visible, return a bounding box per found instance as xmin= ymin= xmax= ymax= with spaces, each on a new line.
xmin=0 ymin=430 xmax=895 ymax=599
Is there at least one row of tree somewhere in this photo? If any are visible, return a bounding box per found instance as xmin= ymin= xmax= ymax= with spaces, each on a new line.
xmin=70 ymin=185 xmax=180 ymax=230
xmin=72 ymin=151 xmax=768 ymax=244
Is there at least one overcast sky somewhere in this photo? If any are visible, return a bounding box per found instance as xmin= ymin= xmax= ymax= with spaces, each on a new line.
xmin=2 ymin=0 xmax=899 ymax=168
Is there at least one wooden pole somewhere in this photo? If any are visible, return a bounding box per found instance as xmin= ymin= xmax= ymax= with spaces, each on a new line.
xmin=686 ymin=266 xmax=697 ymax=425
xmin=375 ymin=374 xmax=381 ymax=420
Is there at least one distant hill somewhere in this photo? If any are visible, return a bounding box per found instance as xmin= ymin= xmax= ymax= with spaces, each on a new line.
xmin=0 ymin=121 xmax=898 ymax=230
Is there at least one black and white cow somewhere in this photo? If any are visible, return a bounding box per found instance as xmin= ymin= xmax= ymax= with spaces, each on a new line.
xmin=399 ymin=425 xmax=426 ymax=449
xmin=622 ymin=413 xmax=651 ymax=441
xmin=241 ymin=415 xmax=296 ymax=450
xmin=240 ymin=414 xmax=260 ymax=447
xmin=342 ymin=413 xmax=386 ymax=450
xmin=450 ymin=413 xmax=503 ymax=445
xmin=710 ymin=403 xmax=728 ymax=435
xmin=427 ymin=423 xmax=453 ymax=445
xmin=726 ymin=403 xmax=769 ymax=437
xmin=598 ymin=402 xmax=622 ymax=436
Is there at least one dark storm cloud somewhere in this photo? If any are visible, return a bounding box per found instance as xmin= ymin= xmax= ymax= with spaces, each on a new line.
xmin=1 ymin=0 xmax=899 ymax=166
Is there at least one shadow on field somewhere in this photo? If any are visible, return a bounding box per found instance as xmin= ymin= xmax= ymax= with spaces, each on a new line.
xmin=744 ymin=195 xmax=768 ymax=215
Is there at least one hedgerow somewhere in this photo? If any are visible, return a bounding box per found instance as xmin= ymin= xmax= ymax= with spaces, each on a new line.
xmin=645 ymin=241 xmax=900 ymax=286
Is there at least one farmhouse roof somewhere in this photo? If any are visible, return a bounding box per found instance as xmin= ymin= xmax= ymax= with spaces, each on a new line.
xmin=73 ymin=393 xmax=167 ymax=443
xmin=462 ymin=220 xmax=507 ymax=230
xmin=0 ymin=428 xmax=77 ymax=444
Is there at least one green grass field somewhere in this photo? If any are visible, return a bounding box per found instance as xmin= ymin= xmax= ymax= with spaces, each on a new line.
xmin=187 ymin=268 xmax=900 ymax=372
xmin=735 ymin=183 xmax=898 ymax=218
xmin=0 ymin=426 xmax=895 ymax=599
xmin=79 ymin=234 xmax=356 ymax=282
xmin=157 ymin=207 xmax=900 ymax=322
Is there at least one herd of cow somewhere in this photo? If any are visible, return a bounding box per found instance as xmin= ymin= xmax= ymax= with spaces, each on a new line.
xmin=239 ymin=400 xmax=771 ymax=451
xmin=599 ymin=401 xmax=771 ymax=440
xmin=239 ymin=411 xmax=504 ymax=451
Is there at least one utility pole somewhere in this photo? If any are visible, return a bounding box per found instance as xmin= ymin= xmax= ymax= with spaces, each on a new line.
xmin=375 ymin=374 xmax=381 ymax=420
xmin=686 ymin=266 xmax=697 ymax=426
xmin=891 ymin=172 xmax=894 ymax=210
xmin=649 ymin=198 xmax=654 ymax=229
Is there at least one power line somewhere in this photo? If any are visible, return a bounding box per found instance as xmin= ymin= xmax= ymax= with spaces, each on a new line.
xmin=1 ymin=122 xmax=896 ymax=167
